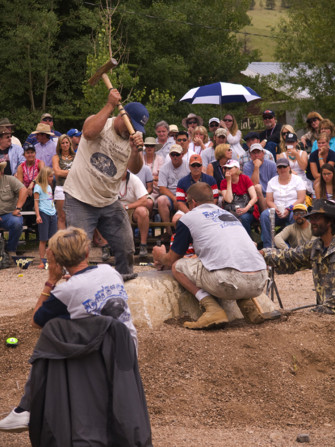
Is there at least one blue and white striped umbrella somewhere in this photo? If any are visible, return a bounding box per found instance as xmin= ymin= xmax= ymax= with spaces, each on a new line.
xmin=180 ymin=82 xmax=261 ymax=104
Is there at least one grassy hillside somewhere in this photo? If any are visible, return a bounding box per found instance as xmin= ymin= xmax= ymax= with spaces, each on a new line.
xmin=242 ymin=0 xmax=289 ymax=61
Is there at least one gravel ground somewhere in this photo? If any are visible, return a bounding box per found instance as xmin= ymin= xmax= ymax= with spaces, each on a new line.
xmin=0 ymin=247 xmax=334 ymax=446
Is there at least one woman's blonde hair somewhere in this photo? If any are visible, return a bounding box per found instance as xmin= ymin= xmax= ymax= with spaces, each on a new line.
xmin=192 ymin=126 xmax=209 ymax=144
xmin=317 ymin=132 xmax=331 ymax=143
xmin=215 ymin=144 xmax=231 ymax=160
xmin=223 ymin=114 xmax=238 ymax=136
xmin=56 ymin=134 xmax=75 ymax=157
xmin=279 ymin=124 xmax=296 ymax=153
xmin=48 ymin=227 xmax=90 ymax=268
xmin=35 ymin=167 xmax=53 ymax=193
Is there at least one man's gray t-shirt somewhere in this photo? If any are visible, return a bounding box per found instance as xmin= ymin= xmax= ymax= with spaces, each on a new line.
xmin=173 ymin=204 xmax=266 ymax=272
xmin=201 ymin=147 xmax=215 ymax=168
xmin=158 ymin=160 xmax=189 ymax=195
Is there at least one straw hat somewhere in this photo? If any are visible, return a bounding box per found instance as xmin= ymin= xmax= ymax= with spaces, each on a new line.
xmin=31 ymin=123 xmax=54 ymax=136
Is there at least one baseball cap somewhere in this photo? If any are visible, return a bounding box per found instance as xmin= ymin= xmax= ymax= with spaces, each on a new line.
xmin=276 ymin=158 xmax=289 ymax=167
xmin=250 ymin=143 xmax=264 ymax=152
xmin=223 ymin=159 xmax=240 ymax=169
xmin=23 ymin=143 xmax=35 ymax=152
xmin=286 ymin=132 xmax=298 ymax=142
xmin=263 ymin=109 xmax=275 ymax=118
xmin=293 ymin=204 xmax=307 ymax=212
xmin=209 ymin=117 xmax=220 ymax=125
xmin=215 ymin=128 xmax=228 ymax=137
xmin=244 ymin=131 xmax=260 ymax=141
xmin=169 ymin=144 xmax=183 ymax=155
xmin=189 ymin=154 xmax=202 ymax=165
xmin=67 ymin=128 xmax=82 ymax=138
xmin=41 ymin=113 xmax=53 ymax=120
xmin=124 ymin=102 xmax=149 ymax=134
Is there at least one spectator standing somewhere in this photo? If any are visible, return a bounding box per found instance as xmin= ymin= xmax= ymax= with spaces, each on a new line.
xmin=32 ymin=123 xmax=57 ymax=168
xmin=34 ymin=167 xmax=58 ymax=268
xmin=52 ymin=135 xmax=75 ymax=229
xmin=16 ymin=144 xmax=45 ymax=216
xmin=0 ymin=130 xmax=25 ymax=175
xmin=274 ymin=204 xmax=314 ymax=249
xmin=0 ymin=161 xmax=27 ymax=257
xmin=220 ymin=113 xmax=245 ymax=161
xmin=259 ymin=109 xmax=282 ymax=159
xmin=66 ymin=128 xmax=82 ymax=152
xmin=243 ymin=143 xmax=277 ymax=212
xmin=260 ymin=158 xmax=306 ymax=248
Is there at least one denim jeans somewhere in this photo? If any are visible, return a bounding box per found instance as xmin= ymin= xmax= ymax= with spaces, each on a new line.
xmin=260 ymin=208 xmax=294 ymax=248
xmin=0 ymin=212 xmax=23 ymax=252
xmin=64 ymin=194 xmax=134 ymax=274
xmin=239 ymin=211 xmax=256 ymax=238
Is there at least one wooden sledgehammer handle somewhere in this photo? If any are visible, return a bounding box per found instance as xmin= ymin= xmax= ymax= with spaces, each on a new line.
xmin=101 ymin=73 xmax=143 ymax=151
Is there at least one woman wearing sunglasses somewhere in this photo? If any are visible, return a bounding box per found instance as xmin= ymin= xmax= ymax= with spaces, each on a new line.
xmin=300 ymin=111 xmax=323 ymax=150
xmin=279 ymin=124 xmax=304 ymax=154
xmin=219 ymin=113 xmax=245 ymax=162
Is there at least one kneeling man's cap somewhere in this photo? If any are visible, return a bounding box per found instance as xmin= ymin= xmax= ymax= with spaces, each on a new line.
xmin=124 ymin=102 xmax=149 ymax=134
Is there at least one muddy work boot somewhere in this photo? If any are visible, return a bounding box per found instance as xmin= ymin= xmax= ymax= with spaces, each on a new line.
xmin=184 ymin=296 xmax=229 ymax=330
xmin=237 ymin=298 xmax=281 ymax=324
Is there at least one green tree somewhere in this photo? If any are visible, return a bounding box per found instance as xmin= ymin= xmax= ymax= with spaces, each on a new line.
xmin=274 ymin=0 xmax=335 ymax=119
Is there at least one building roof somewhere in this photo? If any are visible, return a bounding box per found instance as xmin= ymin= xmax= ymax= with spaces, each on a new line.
xmin=241 ymin=62 xmax=310 ymax=99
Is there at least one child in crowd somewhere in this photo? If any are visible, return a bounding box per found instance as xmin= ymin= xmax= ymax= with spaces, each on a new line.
xmin=34 ymin=167 xmax=58 ymax=268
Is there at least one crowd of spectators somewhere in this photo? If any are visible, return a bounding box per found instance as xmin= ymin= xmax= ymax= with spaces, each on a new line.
xmin=0 ymin=108 xmax=333 ymax=258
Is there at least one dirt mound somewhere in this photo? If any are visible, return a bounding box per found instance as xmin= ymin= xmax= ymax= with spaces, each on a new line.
xmin=0 ymin=263 xmax=334 ymax=446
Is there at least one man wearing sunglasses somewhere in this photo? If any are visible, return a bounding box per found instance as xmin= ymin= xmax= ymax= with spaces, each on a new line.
xmin=25 ymin=113 xmax=61 ymax=146
xmin=157 ymin=144 xmax=189 ymax=239
xmin=274 ymin=203 xmax=314 ymax=249
xmin=166 ymin=131 xmax=196 ymax=165
xmin=259 ymin=109 xmax=282 ymax=159
xmin=176 ymin=154 xmax=219 ymax=215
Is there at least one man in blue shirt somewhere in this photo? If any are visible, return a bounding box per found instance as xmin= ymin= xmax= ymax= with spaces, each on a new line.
xmin=243 ymin=143 xmax=277 ymax=212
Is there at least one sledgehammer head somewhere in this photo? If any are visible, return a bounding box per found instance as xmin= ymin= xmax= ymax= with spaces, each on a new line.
xmin=88 ymin=58 xmax=118 ymax=86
